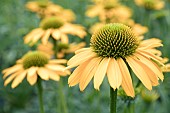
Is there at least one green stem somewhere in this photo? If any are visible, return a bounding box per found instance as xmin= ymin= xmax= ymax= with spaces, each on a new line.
xmin=110 ymin=87 xmax=117 ymax=113
xmin=52 ymin=39 xmax=68 ymax=113
xmin=37 ymin=78 xmax=45 ymax=113
xmin=58 ymin=78 xmax=68 ymax=113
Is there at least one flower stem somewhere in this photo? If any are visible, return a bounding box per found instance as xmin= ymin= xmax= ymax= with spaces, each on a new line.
xmin=58 ymin=78 xmax=68 ymax=113
xmin=37 ymin=78 xmax=45 ymax=113
xmin=110 ymin=87 xmax=117 ymax=113
xmin=52 ymin=39 xmax=68 ymax=113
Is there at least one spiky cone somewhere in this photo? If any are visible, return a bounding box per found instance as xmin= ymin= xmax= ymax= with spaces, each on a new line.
xmin=65 ymin=23 xmax=164 ymax=97
xmin=2 ymin=51 xmax=70 ymax=88
xmin=24 ymin=16 xmax=86 ymax=46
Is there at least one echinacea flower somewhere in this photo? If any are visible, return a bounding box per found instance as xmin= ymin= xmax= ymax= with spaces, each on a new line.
xmin=25 ymin=0 xmax=75 ymax=22
xmin=66 ymin=23 xmax=164 ymax=97
xmin=135 ymin=0 xmax=165 ymax=10
xmin=86 ymin=0 xmax=132 ymax=23
xmin=2 ymin=51 xmax=70 ymax=88
xmin=24 ymin=16 xmax=86 ymax=45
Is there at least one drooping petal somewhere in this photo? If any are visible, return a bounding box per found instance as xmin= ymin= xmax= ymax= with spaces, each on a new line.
xmin=94 ymin=58 xmax=110 ymax=90
xmin=11 ymin=70 xmax=27 ymax=88
xmin=117 ymin=58 xmax=135 ymax=97
xmin=66 ymin=49 xmax=96 ymax=69
xmin=79 ymin=57 xmax=102 ymax=91
xmin=37 ymin=67 xmax=50 ymax=80
xmin=135 ymin=53 xmax=164 ymax=81
xmin=31 ymin=30 xmax=44 ymax=44
xmin=107 ymin=58 xmax=122 ymax=90
xmin=27 ymin=73 xmax=37 ymax=85
xmin=52 ymin=29 xmax=61 ymax=40
xmin=27 ymin=67 xmax=37 ymax=77
xmin=4 ymin=71 xmax=21 ymax=86
xmin=60 ymin=34 xmax=69 ymax=44
xmin=48 ymin=70 xmax=60 ymax=81
xmin=42 ymin=29 xmax=52 ymax=45
xmin=3 ymin=65 xmax=23 ymax=79
xmin=68 ymin=59 xmax=90 ymax=86
xmin=126 ymin=56 xmax=152 ymax=90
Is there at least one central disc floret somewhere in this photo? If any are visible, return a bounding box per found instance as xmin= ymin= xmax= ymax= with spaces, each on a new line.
xmin=40 ymin=17 xmax=64 ymax=30
xmin=90 ymin=23 xmax=139 ymax=59
xmin=22 ymin=51 xmax=49 ymax=69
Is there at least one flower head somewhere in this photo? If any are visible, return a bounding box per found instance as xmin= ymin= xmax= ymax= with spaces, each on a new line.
xmin=25 ymin=1 xmax=75 ymax=21
xmin=66 ymin=23 xmax=164 ymax=97
xmin=2 ymin=51 xmax=70 ymax=88
xmin=24 ymin=16 xmax=86 ymax=45
xmin=135 ymin=0 xmax=165 ymax=10
xmin=86 ymin=0 xmax=132 ymax=23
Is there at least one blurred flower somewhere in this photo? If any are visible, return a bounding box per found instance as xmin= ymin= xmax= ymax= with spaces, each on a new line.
xmin=135 ymin=0 xmax=165 ymax=10
xmin=160 ymin=57 xmax=170 ymax=72
xmin=86 ymin=0 xmax=132 ymax=23
xmin=2 ymin=51 xmax=70 ymax=88
xmin=24 ymin=16 xmax=86 ymax=45
xmin=141 ymin=88 xmax=159 ymax=103
xmin=65 ymin=23 xmax=164 ymax=97
xmin=25 ymin=0 xmax=76 ymax=21
xmin=37 ymin=41 xmax=86 ymax=58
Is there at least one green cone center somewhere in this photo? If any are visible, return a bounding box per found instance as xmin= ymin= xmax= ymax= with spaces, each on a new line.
xmin=22 ymin=51 xmax=49 ymax=69
xmin=40 ymin=17 xmax=64 ymax=30
xmin=90 ymin=23 xmax=139 ymax=59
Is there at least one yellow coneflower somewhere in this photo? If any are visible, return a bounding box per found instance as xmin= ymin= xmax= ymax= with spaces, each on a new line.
xmin=25 ymin=0 xmax=75 ymax=22
xmin=24 ymin=16 xmax=86 ymax=45
xmin=135 ymin=0 xmax=165 ymax=10
xmin=86 ymin=0 xmax=132 ymax=23
xmin=37 ymin=41 xmax=86 ymax=58
xmin=66 ymin=23 xmax=164 ymax=97
xmin=2 ymin=51 xmax=70 ymax=88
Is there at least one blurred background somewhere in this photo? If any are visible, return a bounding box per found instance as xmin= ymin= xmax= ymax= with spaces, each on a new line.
xmin=0 ymin=0 xmax=170 ymax=113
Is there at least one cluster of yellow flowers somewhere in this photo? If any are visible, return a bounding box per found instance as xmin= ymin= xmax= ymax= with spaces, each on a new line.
xmin=1 ymin=0 xmax=170 ymax=112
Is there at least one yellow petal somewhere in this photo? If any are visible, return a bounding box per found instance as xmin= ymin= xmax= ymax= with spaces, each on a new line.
xmin=27 ymin=73 xmax=37 ymax=85
xmin=135 ymin=53 xmax=164 ymax=81
xmin=137 ymin=49 xmax=164 ymax=66
xmin=49 ymin=59 xmax=67 ymax=64
xmin=75 ymin=48 xmax=91 ymax=54
xmin=52 ymin=30 xmax=61 ymax=40
xmin=42 ymin=29 xmax=51 ymax=45
xmin=68 ymin=59 xmax=90 ymax=86
xmin=126 ymin=56 xmax=152 ymax=90
xmin=4 ymin=71 xmax=21 ymax=86
xmin=37 ymin=67 xmax=50 ymax=80
xmin=94 ymin=58 xmax=110 ymax=90
xmin=3 ymin=65 xmax=23 ymax=79
xmin=61 ymin=34 xmax=69 ymax=44
xmin=11 ymin=70 xmax=27 ymax=88
xmin=117 ymin=58 xmax=135 ymax=97
xmin=24 ymin=28 xmax=42 ymax=44
xmin=79 ymin=57 xmax=102 ymax=91
xmin=27 ymin=67 xmax=37 ymax=77
xmin=66 ymin=49 xmax=96 ymax=69
xmin=45 ymin=64 xmax=66 ymax=71
xmin=107 ymin=58 xmax=122 ymax=90
xmin=48 ymin=70 xmax=60 ymax=81
xmin=32 ymin=30 xmax=44 ymax=43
